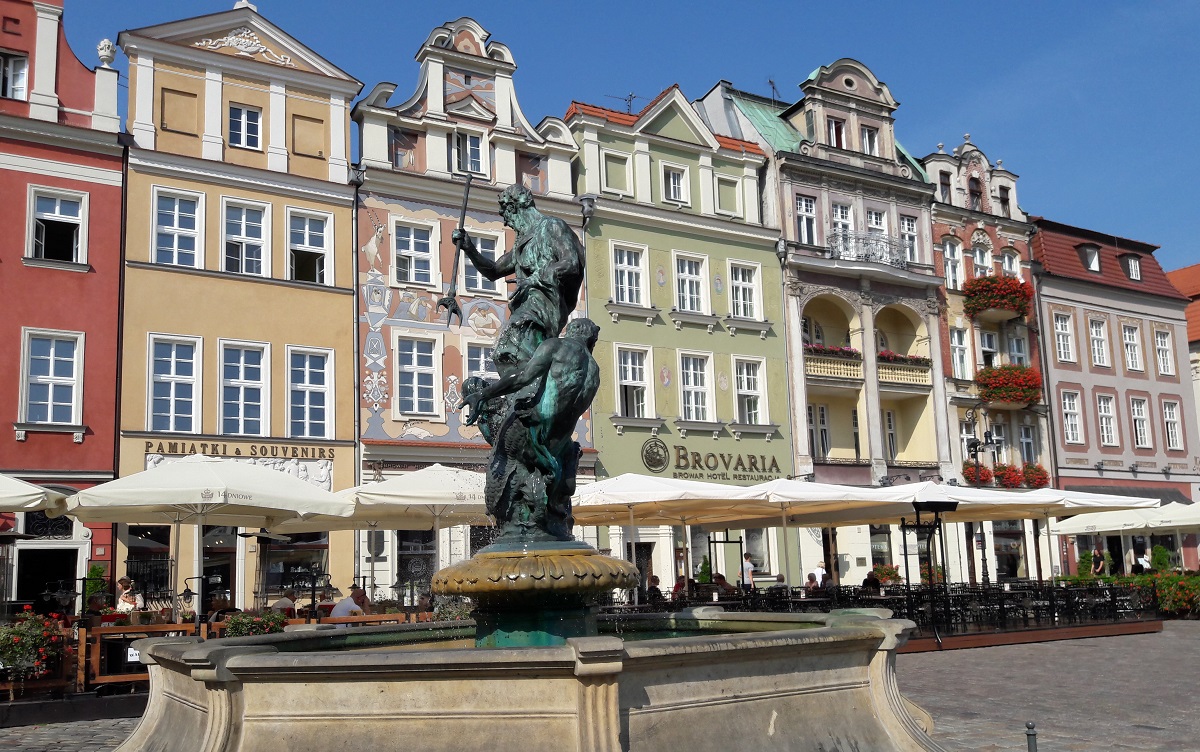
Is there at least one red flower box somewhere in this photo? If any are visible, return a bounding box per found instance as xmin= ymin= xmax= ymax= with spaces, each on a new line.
xmin=975 ymin=364 xmax=1043 ymax=406
xmin=993 ymin=463 xmax=1024 ymax=489
xmin=1022 ymin=463 xmax=1050 ymax=489
xmin=963 ymin=276 xmax=1034 ymax=320
xmin=962 ymin=462 xmax=993 ymax=486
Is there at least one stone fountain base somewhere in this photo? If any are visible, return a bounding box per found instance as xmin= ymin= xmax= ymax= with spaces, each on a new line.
xmin=432 ymin=540 xmax=640 ymax=646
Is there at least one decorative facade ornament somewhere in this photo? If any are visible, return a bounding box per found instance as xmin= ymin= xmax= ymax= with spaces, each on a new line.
xmin=97 ymin=39 xmax=116 ymax=67
xmin=193 ymin=27 xmax=296 ymax=67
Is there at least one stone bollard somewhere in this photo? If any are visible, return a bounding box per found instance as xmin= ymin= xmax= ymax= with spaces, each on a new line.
xmin=1025 ymin=721 xmax=1038 ymax=752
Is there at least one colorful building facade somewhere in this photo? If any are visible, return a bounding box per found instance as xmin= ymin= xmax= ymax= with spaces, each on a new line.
xmin=0 ymin=0 xmax=121 ymax=611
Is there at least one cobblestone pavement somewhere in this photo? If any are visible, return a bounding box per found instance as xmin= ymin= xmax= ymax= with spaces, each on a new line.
xmin=897 ymin=620 xmax=1200 ymax=751
xmin=0 ymin=717 xmax=136 ymax=751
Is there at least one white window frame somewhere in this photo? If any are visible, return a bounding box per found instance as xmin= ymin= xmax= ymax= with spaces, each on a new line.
xmin=390 ymin=216 xmax=441 ymax=289
xmin=801 ymin=317 xmax=824 ymax=346
xmin=831 ymin=202 xmax=853 ymax=236
xmin=979 ymin=331 xmax=999 ymax=369
xmin=286 ymin=345 xmax=334 ymax=440
xmin=1 ymin=51 xmax=28 ymax=101
xmin=827 ymin=117 xmax=846 ymax=149
xmin=678 ymin=351 xmax=714 ymax=423
xmin=1089 ymin=319 xmax=1110 ymax=367
xmin=610 ymin=240 xmax=649 ymax=307
xmin=714 ymin=173 xmax=742 ymax=217
xmin=1163 ymin=400 xmax=1183 ymax=451
xmin=19 ymin=328 xmax=84 ymax=426
xmin=733 ymin=356 xmax=768 ymax=425
xmin=1019 ymin=425 xmax=1037 ymax=465
xmin=808 ymin=405 xmax=830 ymax=460
xmin=672 ymin=251 xmax=709 ymax=314
xmin=1127 ymin=256 xmax=1142 ymax=280
xmin=228 ymin=104 xmax=262 ymax=150
xmin=1122 ymin=324 xmax=1143 ymax=371
xmin=152 ymin=186 xmax=205 ymax=268
xmin=727 ymin=259 xmax=762 ymax=321
xmin=217 ymin=339 xmax=270 ymax=438
xmin=860 ymin=125 xmax=879 ymax=156
xmin=972 ymin=245 xmax=992 ymax=276
xmin=392 ymin=330 xmax=445 ymax=421
xmin=659 ymin=161 xmax=691 ymax=206
xmin=796 ymin=195 xmax=817 ymax=245
xmin=463 ymin=338 xmax=499 ymax=381
xmin=1008 ymin=335 xmax=1028 ymax=366
xmin=287 ymin=208 xmax=334 ymax=286
xmin=600 ymin=148 xmax=633 ymax=197
xmin=944 ymin=239 xmax=963 ymax=290
xmin=453 ymin=125 xmax=489 ymax=177
xmin=884 ymin=410 xmax=898 ymax=461
xmin=1155 ymin=330 xmax=1174 ymax=376
xmin=146 ymin=334 xmax=202 ymax=434
xmin=27 ymin=185 xmax=88 ymax=264
xmin=1001 ymin=251 xmax=1020 ymax=277
xmin=613 ymin=344 xmax=654 ymax=419
xmin=1130 ymin=397 xmax=1152 ymax=448
xmin=1061 ymin=391 xmax=1083 ymax=444
xmin=1096 ymin=394 xmax=1118 ymax=447
xmin=899 ymin=215 xmax=918 ymax=263
xmin=221 ymin=197 xmax=270 ymax=278
xmin=460 ymin=227 xmax=504 ymax=298
xmin=1082 ymin=246 xmax=1100 ymax=272
xmin=1054 ymin=313 xmax=1075 ymax=363
xmin=950 ymin=328 xmax=969 ymax=379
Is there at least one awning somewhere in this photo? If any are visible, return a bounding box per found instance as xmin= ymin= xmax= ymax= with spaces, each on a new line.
xmin=1064 ymin=485 xmax=1192 ymax=506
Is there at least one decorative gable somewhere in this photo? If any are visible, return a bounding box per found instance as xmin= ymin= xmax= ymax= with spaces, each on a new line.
xmin=184 ymin=27 xmax=301 ymax=70
xmin=633 ymin=87 xmax=719 ymax=150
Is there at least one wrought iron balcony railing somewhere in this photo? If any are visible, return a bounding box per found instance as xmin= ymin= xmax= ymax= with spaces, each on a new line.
xmin=827 ymin=231 xmax=909 ymax=270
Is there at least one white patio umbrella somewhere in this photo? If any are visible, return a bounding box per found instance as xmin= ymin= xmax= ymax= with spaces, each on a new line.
xmin=57 ymin=455 xmax=353 ymax=618
xmin=0 ymin=473 xmax=68 ymax=512
xmin=1050 ymin=506 xmax=1165 ymax=536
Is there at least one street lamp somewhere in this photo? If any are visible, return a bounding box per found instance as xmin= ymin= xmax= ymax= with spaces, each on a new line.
xmin=965 ymin=431 xmax=1004 ymax=585
xmin=290 ymin=568 xmax=333 ymax=624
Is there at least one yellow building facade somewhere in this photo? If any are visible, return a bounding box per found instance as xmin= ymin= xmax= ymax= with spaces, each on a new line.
xmin=114 ymin=5 xmax=362 ymax=612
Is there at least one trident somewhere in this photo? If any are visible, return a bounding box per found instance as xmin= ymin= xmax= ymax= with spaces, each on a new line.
xmin=437 ymin=173 xmax=474 ymax=325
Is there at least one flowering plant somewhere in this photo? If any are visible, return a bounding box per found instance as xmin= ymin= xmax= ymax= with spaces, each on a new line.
xmin=919 ymin=563 xmax=944 ymax=584
xmin=975 ymin=364 xmax=1043 ymax=405
xmin=877 ymin=350 xmax=932 ymax=367
xmin=992 ymin=462 xmax=1024 ymax=489
xmin=962 ymin=461 xmax=993 ymax=486
xmin=223 ymin=610 xmax=288 ymax=637
xmin=0 ymin=607 xmax=68 ymax=690
xmin=962 ymin=276 xmax=1034 ymax=319
xmin=804 ymin=343 xmax=861 ymax=360
xmin=1022 ymin=463 xmax=1050 ymax=489
xmin=872 ymin=564 xmax=903 ymax=584
xmin=98 ymin=607 xmax=130 ymax=625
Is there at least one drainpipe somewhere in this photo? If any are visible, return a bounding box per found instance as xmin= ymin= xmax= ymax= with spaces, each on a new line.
xmin=112 ymin=134 xmax=131 ymax=588
xmin=349 ymin=164 xmax=364 ymax=586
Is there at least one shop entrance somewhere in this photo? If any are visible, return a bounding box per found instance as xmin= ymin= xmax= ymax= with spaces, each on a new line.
xmin=16 ymin=547 xmax=78 ymax=614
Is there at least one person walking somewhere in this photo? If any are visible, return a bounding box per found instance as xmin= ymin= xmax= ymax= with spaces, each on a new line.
xmin=1091 ymin=544 xmax=1105 ymax=576
xmin=740 ymin=553 xmax=756 ymax=591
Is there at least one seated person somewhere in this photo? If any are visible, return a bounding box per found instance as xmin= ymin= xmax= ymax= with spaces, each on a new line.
xmin=206 ymin=597 xmax=240 ymax=624
xmin=115 ymin=577 xmax=144 ymax=613
xmin=821 ymin=572 xmax=836 ymax=593
xmin=83 ymin=594 xmax=107 ymax=616
xmin=767 ymin=574 xmax=789 ymax=593
xmin=270 ymin=590 xmax=298 ymax=612
xmin=804 ymin=572 xmax=820 ymax=593
xmin=646 ymin=576 xmax=665 ymax=604
xmin=861 ymin=570 xmax=882 ymax=593
xmin=330 ymin=585 xmax=371 ymax=618
xmin=671 ymin=575 xmax=688 ymax=600
xmin=417 ymin=593 xmax=433 ymax=612
xmin=712 ymin=573 xmax=738 ymax=595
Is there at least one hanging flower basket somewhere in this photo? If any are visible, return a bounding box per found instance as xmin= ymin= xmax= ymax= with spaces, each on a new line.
xmin=1022 ymin=463 xmax=1050 ymax=489
xmin=963 ymin=276 xmax=1034 ymax=320
xmin=962 ymin=462 xmax=993 ymax=486
xmin=877 ymin=350 xmax=932 ymax=367
xmin=993 ymin=463 xmax=1024 ymax=489
xmin=804 ymin=343 xmax=862 ymax=361
xmin=975 ymin=364 xmax=1043 ymax=406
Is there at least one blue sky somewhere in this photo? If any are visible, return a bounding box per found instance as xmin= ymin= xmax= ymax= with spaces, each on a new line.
xmin=62 ymin=1 xmax=1200 ymax=272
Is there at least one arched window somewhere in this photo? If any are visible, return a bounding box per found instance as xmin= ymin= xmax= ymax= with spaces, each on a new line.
xmin=968 ymin=177 xmax=983 ymax=211
xmin=972 ymin=245 xmax=992 ymax=277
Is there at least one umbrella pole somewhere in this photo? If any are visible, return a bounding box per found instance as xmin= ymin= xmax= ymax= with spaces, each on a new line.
xmin=628 ymin=506 xmax=638 ymax=605
xmin=368 ymin=522 xmax=378 ymax=603
xmin=780 ymin=509 xmax=792 ymax=585
xmin=171 ymin=517 xmax=181 ymax=623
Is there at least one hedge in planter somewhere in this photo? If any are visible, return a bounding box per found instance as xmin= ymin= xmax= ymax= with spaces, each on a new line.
xmin=962 ymin=276 xmax=1034 ymax=319
xmin=975 ymin=364 xmax=1043 ymax=405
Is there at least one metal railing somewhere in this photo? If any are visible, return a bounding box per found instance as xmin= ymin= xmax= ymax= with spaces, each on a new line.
xmin=828 ymin=232 xmax=910 ymax=269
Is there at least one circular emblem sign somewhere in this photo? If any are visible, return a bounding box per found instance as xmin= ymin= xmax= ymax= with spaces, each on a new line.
xmin=641 ymin=438 xmax=669 ymax=473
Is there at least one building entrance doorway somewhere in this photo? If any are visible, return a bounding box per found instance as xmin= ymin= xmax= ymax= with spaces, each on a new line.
xmin=16 ymin=548 xmax=78 ymax=614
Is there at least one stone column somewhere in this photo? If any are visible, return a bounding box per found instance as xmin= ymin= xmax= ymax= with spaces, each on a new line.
xmin=327 ymin=95 xmax=348 ymax=183
xmin=201 ymin=68 xmax=223 ymax=161
xmin=267 ymin=81 xmax=288 ymax=173
xmin=860 ymin=296 xmax=887 ymax=481
xmin=925 ymin=302 xmax=955 ymax=478
xmin=28 ymin=1 xmax=61 ymax=122
xmin=784 ymin=281 xmax=813 ymax=474
xmin=131 ymin=54 xmax=156 ymax=149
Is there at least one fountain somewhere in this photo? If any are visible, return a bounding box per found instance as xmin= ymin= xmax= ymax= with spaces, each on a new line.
xmin=119 ymin=186 xmax=947 ymax=751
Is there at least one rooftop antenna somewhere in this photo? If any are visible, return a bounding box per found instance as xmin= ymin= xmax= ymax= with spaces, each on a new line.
xmin=768 ymin=79 xmax=781 ymax=107
xmin=605 ymin=92 xmax=645 ymax=114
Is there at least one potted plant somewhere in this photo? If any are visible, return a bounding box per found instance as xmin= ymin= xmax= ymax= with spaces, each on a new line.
xmin=0 ymin=606 xmax=68 ymax=700
xmin=99 ymin=607 xmax=130 ymax=627
xmin=135 ymin=610 xmax=154 ymax=626
xmin=1022 ymin=463 xmax=1050 ymax=489
xmin=961 ymin=462 xmax=993 ymax=486
xmin=974 ymin=364 xmax=1043 ymax=406
xmin=992 ymin=463 xmax=1024 ymax=489
xmin=876 ymin=350 xmax=932 ymax=367
xmin=179 ymin=609 xmax=197 ymax=625
xmin=872 ymin=563 xmax=903 ymax=584
xmin=223 ymin=610 xmax=288 ymax=637
xmin=962 ymin=276 xmax=1034 ymax=320
xmin=803 ymin=343 xmax=862 ymax=361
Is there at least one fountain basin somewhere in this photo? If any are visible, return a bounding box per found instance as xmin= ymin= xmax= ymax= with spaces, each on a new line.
xmin=119 ymin=608 xmax=944 ymax=752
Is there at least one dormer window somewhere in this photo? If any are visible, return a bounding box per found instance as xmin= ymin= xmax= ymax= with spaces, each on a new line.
xmin=455 ymin=131 xmax=482 ymax=174
xmin=939 ymin=172 xmax=952 ymax=203
xmin=1126 ymin=256 xmax=1142 ymax=281
xmin=1079 ymin=245 xmax=1101 ymax=272
xmin=860 ymin=126 xmax=879 ymax=156
xmin=827 ymin=117 xmax=846 ymax=149
xmin=968 ymin=177 xmax=983 ymax=211
xmin=998 ymin=186 xmax=1011 ymax=217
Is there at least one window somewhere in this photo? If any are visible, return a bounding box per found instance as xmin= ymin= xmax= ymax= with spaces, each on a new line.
xmin=1061 ymin=391 xmax=1083 ymax=444
xmin=1008 ymin=335 xmax=1027 ymax=366
xmin=808 ymin=405 xmax=830 ymax=460
xmin=950 ymin=328 xmax=969 ymax=379
xmin=1122 ymin=325 xmax=1143 ymax=371
xmin=288 ymin=349 xmax=331 ymax=439
xmin=1127 ymin=256 xmax=1142 ymax=280
xmin=149 ymin=337 xmax=198 ymax=432
xmin=1082 ymin=246 xmax=1101 ymax=272
xmin=220 ymin=344 xmax=266 ymax=436
xmin=394 ymin=222 xmax=434 ymax=285
xmin=616 ymin=347 xmax=649 ymax=418
xmin=960 ymin=420 xmax=976 ymax=461
xmin=22 ymin=331 xmax=82 ymax=425
xmin=674 ymin=255 xmax=706 ymax=313
xmin=1163 ymin=401 xmax=1183 ymax=450
xmin=972 ymin=245 xmax=992 ymax=276
xmin=968 ymin=178 xmax=983 ymax=211
xmin=998 ymin=186 xmax=1011 ymax=217
xmin=662 ymin=164 xmax=687 ymax=203
xmin=865 ymin=210 xmax=887 ymax=256
xmin=155 ymin=192 xmax=200 ymax=267
xmin=729 ymin=263 xmax=758 ymax=319
xmin=464 ymin=233 xmax=499 ymax=294
xmin=1 ymin=52 xmax=28 ymax=100
xmin=860 ymin=125 xmax=879 ymax=156
xmin=939 ymin=171 xmax=952 ymax=203
xmin=851 ymin=409 xmax=861 ymax=460
xmin=900 ymin=215 xmax=918 ymax=263
xmin=827 ymin=117 xmax=845 ymax=149
xmin=466 ymin=343 xmax=497 ymax=379
xmin=801 ymin=316 xmax=824 ymax=346
xmin=990 ymin=424 xmax=1008 ymax=465
xmin=1155 ymin=330 xmax=1174 ymax=375
xmin=455 ymin=131 xmax=482 ymax=174
xmin=1054 ymin=314 xmax=1075 ymax=362
xmin=289 ymin=212 xmax=330 ymax=284
xmin=224 ymin=202 xmax=265 ymax=276
xmin=1018 ymin=425 xmax=1037 ymax=464
xmin=831 ymin=203 xmax=852 ymax=236
xmin=734 ymin=359 xmax=764 ymax=424
xmin=612 ymin=244 xmax=644 ymax=306
xmin=884 ymin=410 xmax=898 ymax=461
xmin=679 ymin=354 xmax=710 ymax=422
xmin=1097 ymin=395 xmax=1118 ymax=446
xmin=396 ymin=337 xmax=438 ymax=416
xmin=1001 ymin=252 xmax=1019 ymax=277
xmin=228 ymin=105 xmax=261 ymax=149
xmin=1089 ymin=320 xmax=1110 ymax=367
xmin=979 ymin=331 xmax=998 ymax=368
xmin=796 ymin=195 xmax=817 ymax=245
xmin=30 ymin=190 xmax=85 ymax=263
xmin=601 ymin=150 xmax=631 ymax=194
xmin=944 ymin=239 xmax=962 ymax=290
xmin=1130 ymin=397 xmax=1151 ymax=448
xmin=390 ymin=128 xmax=418 ymax=169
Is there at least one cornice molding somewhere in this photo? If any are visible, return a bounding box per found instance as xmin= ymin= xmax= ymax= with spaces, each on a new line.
xmin=129 ymin=149 xmax=354 ymax=204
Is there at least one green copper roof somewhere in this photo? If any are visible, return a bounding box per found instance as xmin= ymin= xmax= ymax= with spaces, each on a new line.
xmin=729 ymin=94 xmax=803 ymax=154
xmin=895 ymin=141 xmax=929 ymax=183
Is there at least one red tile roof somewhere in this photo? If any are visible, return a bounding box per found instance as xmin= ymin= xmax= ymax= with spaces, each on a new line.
xmin=564 ymin=85 xmax=764 ymax=156
xmin=1031 ymin=217 xmax=1188 ymax=302
xmin=1166 ymin=264 xmax=1200 ymax=343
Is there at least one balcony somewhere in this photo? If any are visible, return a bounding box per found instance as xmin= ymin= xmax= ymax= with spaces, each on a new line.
xmin=975 ymin=364 xmax=1043 ymax=409
xmin=805 ymin=355 xmax=863 ymax=381
xmin=877 ymin=362 xmax=932 ymax=386
xmin=963 ymin=276 xmax=1033 ymax=323
xmin=827 ymin=232 xmax=909 ymax=270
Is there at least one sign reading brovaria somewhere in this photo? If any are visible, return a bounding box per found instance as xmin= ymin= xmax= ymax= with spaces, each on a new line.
xmin=640 ymin=439 xmax=783 ymax=482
